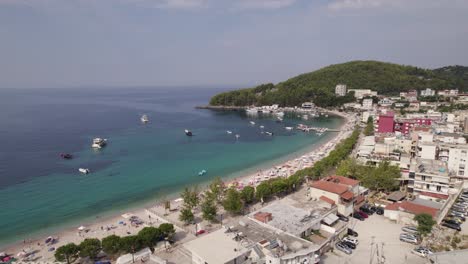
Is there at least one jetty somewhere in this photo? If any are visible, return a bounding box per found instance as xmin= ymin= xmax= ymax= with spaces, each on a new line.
xmin=195 ymin=105 xmax=246 ymax=111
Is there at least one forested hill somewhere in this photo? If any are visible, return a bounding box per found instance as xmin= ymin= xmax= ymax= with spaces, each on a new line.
xmin=209 ymin=61 xmax=468 ymax=108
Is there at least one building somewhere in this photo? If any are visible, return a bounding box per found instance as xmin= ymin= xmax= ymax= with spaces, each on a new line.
xmin=184 ymin=228 xmax=252 ymax=264
xmin=378 ymin=98 xmax=393 ymax=106
xmin=384 ymin=200 xmax=439 ymax=225
xmin=427 ymin=249 xmax=468 ymax=264
xmin=420 ymin=88 xmax=436 ymax=97
xmin=348 ymin=89 xmax=378 ymax=99
xmin=376 ymin=112 xmax=395 ymax=133
xmin=362 ymin=98 xmax=373 ymax=110
xmin=335 ymin=84 xmax=347 ymax=97
xmin=438 ymin=89 xmax=459 ymax=97
xmin=309 ymin=177 xmax=358 ymax=216
xmin=408 ymin=159 xmax=454 ymax=199
xmin=440 ymin=144 xmax=468 ymax=179
xmin=302 ymin=102 xmax=314 ymax=109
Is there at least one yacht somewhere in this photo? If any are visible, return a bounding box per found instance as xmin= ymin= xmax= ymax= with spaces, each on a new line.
xmin=185 ymin=129 xmax=193 ymax=136
xmin=92 ymin=138 xmax=107 ymax=149
xmin=249 ymin=121 xmax=256 ymax=125
xmin=276 ymin=111 xmax=285 ymax=117
xmin=140 ymin=114 xmax=149 ymax=123
xmin=260 ymin=125 xmax=264 ymax=129
xmin=285 ymin=127 xmax=293 ymax=130
xmin=226 ymin=130 xmax=233 ymax=134
xmin=265 ymin=132 xmax=274 ymax=136
xmin=246 ymin=108 xmax=259 ymax=115
xmin=79 ymin=168 xmax=90 ymax=174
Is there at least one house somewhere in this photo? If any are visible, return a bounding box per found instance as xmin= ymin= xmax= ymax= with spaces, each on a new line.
xmin=377 ymin=112 xmax=395 ymax=133
xmin=348 ymin=89 xmax=378 ymax=99
xmin=302 ymin=102 xmax=315 ymax=109
xmin=309 ymin=179 xmax=357 ymax=216
xmin=420 ymin=88 xmax=436 ymax=97
xmin=384 ymin=200 xmax=439 ymax=225
xmin=362 ymin=98 xmax=373 ymax=110
xmin=335 ymin=84 xmax=347 ymax=97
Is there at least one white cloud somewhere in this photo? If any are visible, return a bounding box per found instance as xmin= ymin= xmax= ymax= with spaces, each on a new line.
xmin=236 ymin=0 xmax=296 ymax=9
xmin=328 ymin=0 xmax=467 ymax=10
xmin=154 ymin=0 xmax=207 ymax=9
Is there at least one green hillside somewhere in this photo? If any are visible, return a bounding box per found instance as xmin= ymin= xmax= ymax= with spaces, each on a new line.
xmin=209 ymin=61 xmax=468 ymax=107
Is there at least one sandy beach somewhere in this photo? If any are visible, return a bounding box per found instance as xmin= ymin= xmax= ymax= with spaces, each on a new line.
xmin=0 ymin=110 xmax=357 ymax=262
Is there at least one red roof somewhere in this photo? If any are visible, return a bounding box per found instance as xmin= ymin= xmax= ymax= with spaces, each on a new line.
xmin=310 ymin=180 xmax=348 ymax=194
xmin=324 ymin=176 xmax=359 ymax=187
xmin=385 ymin=201 xmax=438 ymax=218
xmin=341 ymin=191 xmax=354 ymax=200
xmin=319 ymin=196 xmax=336 ymax=205
xmin=419 ymin=191 xmax=449 ymax=200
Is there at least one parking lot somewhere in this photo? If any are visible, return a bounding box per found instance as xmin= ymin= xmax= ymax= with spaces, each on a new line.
xmin=321 ymin=215 xmax=426 ymax=264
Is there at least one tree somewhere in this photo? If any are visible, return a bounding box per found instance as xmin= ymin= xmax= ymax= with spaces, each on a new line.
xmin=222 ymin=188 xmax=244 ymax=215
xmin=101 ymin=235 xmax=121 ymax=256
xmin=179 ymin=206 xmax=194 ymax=225
xmin=240 ymin=186 xmax=255 ymax=204
xmin=255 ymin=182 xmax=272 ymax=202
xmin=201 ymin=196 xmax=218 ymax=222
xmin=364 ymin=116 xmax=374 ymax=136
xmin=181 ymin=187 xmax=199 ymax=209
xmin=159 ymin=223 xmax=176 ymax=241
xmin=78 ymin=238 xmax=101 ymax=259
xmin=414 ymin=213 xmax=436 ymax=236
xmin=138 ymin=227 xmax=162 ymax=248
xmin=271 ymin=178 xmax=288 ymax=196
xmin=120 ymin=236 xmax=142 ymax=263
xmin=55 ymin=243 xmax=80 ymax=264
xmin=336 ymin=158 xmax=360 ymax=178
xmin=209 ymin=177 xmax=225 ymax=203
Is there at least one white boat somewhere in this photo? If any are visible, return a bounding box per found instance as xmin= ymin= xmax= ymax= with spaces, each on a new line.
xmin=140 ymin=114 xmax=149 ymax=123
xmin=185 ymin=129 xmax=193 ymax=136
xmin=235 ymin=134 xmax=240 ymax=139
xmin=260 ymin=125 xmax=265 ymax=129
xmin=249 ymin=121 xmax=256 ymax=125
xmin=79 ymin=168 xmax=90 ymax=174
xmin=92 ymin=138 xmax=107 ymax=149
xmin=246 ymin=108 xmax=259 ymax=115
xmin=285 ymin=127 xmax=293 ymax=130
xmin=265 ymin=132 xmax=274 ymax=136
xmin=276 ymin=111 xmax=285 ymax=117
xmin=227 ymin=130 xmax=233 ymax=134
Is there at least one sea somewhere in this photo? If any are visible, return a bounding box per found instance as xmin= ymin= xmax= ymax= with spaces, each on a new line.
xmin=0 ymin=86 xmax=343 ymax=247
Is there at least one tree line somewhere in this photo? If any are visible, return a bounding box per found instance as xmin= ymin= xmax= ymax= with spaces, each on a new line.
xmin=54 ymin=223 xmax=175 ymax=264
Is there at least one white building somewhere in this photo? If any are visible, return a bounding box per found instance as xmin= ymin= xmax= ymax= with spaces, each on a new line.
xmin=335 ymin=84 xmax=347 ymax=97
xmin=408 ymin=159 xmax=455 ymax=200
xmin=362 ymin=98 xmax=373 ymax=110
xmin=439 ymin=144 xmax=468 ymax=179
xmin=348 ymin=89 xmax=378 ymax=99
xmin=420 ymin=88 xmax=436 ymax=97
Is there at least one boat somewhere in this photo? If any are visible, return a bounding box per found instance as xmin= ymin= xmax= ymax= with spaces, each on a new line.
xmin=276 ymin=111 xmax=285 ymax=117
xmin=285 ymin=127 xmax=293 ymax=130
xmin=235 ymin=134 xmax=240 ymax=139
xmin=226 ymin=130 xmax=233 ymax=134
xmin=265 ymin=132 xmax=274 ymax=136
xmin=276 ymin=117 xmax=283 ymax=123
xmin=91 ymin=138 xmax=107 ymax=149
xmin=325 ymin=114 xmax=329 ymax=117
xmin=185 ymin=129 xmax=193 ymax=136
xmin=60 ymin=153 xmax=73 ymax=159
xmin=198 ymin=169 xmax=207 ymax=176
xmin=260 ymin=125 xmax=264 ymax=129
xmin=140 ymin=114 xmax=149 ymax=123
xmin=249 ymin=121 xmax=256 ymax=125
xmin=79 ymin=168 xmax=90 ymax=174
xmin=246 ymin=108 xmax=259 ymax=115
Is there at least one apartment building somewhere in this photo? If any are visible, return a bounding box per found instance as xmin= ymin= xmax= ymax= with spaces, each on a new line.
xmin=335 ymin=84 xmax=347 ymax=97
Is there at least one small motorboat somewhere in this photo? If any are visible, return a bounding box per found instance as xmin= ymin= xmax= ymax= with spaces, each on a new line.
xmin=260 ymin=125 xmax=264 ymax=129
xmin=60 ymin=153 xmax=73 ymax=159
xmin=285 ymin=127 xmax=293 ymax=130
xmin=79 ymin=168 xmax=90 ymax=174
xmin=265 ymin=132 xmax=274 ymax=136
xmin=198 ymin=169 xmax=207 ymax=176
xmin=235 ymin=134 xmax=240 ymax=139
xmin=140 ymin=114 xmax=149 ymax=123
xmin=92 ymin=138 xmax=107 ymax=149
xmin=227 ymin=130 xmax=233 ymax=134
xmin=185 ymin=129 xmax=193 ymax=136
xmin=276 ymin=117 xmax=283 ymax=123
xmin=249 ymin=121 xmax=256 ymax=125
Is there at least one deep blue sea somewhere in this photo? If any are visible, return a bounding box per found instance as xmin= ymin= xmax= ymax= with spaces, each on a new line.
xmin=0 ymin=87 xmax=343 ymax=247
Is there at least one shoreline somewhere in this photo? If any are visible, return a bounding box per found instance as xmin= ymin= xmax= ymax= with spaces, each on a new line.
xmin=1 ymin=110 xmax=356 ymax=261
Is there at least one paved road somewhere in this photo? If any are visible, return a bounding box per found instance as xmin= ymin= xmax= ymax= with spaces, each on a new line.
xmin=321 ymin=215 xmax=427 ymax=264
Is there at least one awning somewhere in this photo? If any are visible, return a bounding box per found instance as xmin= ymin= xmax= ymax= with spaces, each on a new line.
xmin=323 ymin=213 xmax=339 ymax=225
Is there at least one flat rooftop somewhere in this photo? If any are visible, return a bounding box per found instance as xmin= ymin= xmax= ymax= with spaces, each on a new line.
xmin=248 ymin=198 xmax=330 ymax=236
xmin=412 ymin=158 xmax=451 ymax=177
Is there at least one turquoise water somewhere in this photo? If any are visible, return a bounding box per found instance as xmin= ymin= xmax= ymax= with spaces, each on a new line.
xmin=0 ymin=87 xmax=343 ymax=247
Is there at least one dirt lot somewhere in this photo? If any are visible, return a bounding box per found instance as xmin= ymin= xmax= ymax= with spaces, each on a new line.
xmin=321 ymin=214 xmax=427 ymax=264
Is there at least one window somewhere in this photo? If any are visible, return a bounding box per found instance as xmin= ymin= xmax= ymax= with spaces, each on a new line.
xmin=437 ymin=186 xmax=442 ymax=192
xmin=422 ymin=176 xmax=426 ymax=181
xmin=426 ymin=184 xmax=430 ymax=189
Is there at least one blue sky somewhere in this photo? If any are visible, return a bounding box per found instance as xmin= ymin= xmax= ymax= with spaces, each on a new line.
xmin=0 ymin=0 xmax=467 ymax=88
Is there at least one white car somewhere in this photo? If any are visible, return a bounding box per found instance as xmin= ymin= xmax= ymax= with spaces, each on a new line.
xmin=343 ymin=236 xmax=359 ymax=245
xmin=411 ymin=246 xmax=433 ymax=257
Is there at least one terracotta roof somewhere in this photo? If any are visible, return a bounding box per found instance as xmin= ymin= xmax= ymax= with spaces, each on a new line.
xmin=319 ymin=196 xmax=336 ymax=205
xmin=385 ymin=201 xmax=438 ymax=218
xmin=310 ymin=180 xmax=348 ymax=194
xmin=341 ymin=191 xmax=354 ymax=200
xmin=419 ymin=191 xmax=449 ymax=200
xmin=324 ymin=175 xmax=359 ymax=187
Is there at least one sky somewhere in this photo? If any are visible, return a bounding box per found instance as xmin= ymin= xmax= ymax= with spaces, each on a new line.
xmin=0 ymin=0 xmax=467 ymax=88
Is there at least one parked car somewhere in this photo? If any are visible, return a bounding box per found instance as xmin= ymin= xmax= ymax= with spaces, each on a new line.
xmin=375 ymin=207 xmax=384 ymax=215
xmin=343 ymin=236 xmax=359 ymax=245
xmin=337 ymin=213 xmax=349 ymax=222
xmin=442 ymin=222 xmax=461 ymax=231
xmin=348 ymin=228 xmax=359 ymax=237
xmin=360 ymin=206 xmax=374 ymax=215
xmin=341 ymin=240 xmax=356 ymax=249
xmin=335 ymin=242 xmax=352 ymax=254
xmin=402 ymin=226 xmax=419 ymax=234
xmin=444 ymin=218 xmax=462 ymax=225
xmin=358 ymin=211 xmax=369 ymax=218
xmin=448 ymin=214 xmax=466 ymax=221
xmin=411 ymin=246 xmax=433 ymax=257
xmin=353 ymin=212 xmax=364 ymax=221
xmin=400 ymin=234 xmax=419 ymax=244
